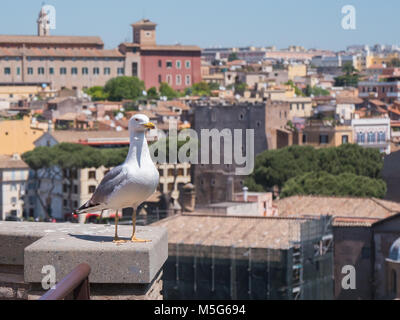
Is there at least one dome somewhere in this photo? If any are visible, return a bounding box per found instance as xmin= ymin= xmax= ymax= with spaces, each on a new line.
xmin=388 ymin=238 xmax=400 ymax=262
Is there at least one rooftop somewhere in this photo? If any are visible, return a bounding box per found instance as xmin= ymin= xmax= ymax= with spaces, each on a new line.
xmin=0 ymin=35 xmax=104 ymax=46
xmin=153 ymin=214 xmax=305 ymax=249
xmin=276 ymin=195 xmax=400 ymax=226
xmin=0 ymin=154 xmax=28 ymax=169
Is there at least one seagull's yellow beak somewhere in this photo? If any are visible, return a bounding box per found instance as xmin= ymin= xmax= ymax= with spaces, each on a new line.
xmin=143 ymin=122 xmax=155 ymax=129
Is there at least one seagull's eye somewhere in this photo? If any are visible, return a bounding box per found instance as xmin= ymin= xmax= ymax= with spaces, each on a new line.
xmin=135 ymin=119 xmax=139 ymax=122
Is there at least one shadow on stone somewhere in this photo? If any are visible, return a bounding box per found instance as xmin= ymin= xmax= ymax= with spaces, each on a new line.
xmin=68 ymin=234 xmax=130 ymax=242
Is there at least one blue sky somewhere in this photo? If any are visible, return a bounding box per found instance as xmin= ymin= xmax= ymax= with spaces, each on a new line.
xmin=0 ymin=0 xmax=398 ymax=50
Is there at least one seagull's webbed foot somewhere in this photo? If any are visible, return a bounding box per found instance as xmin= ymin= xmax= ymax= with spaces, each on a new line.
xmin=130 ymin=236 xmax=152 ymax=243
xmin=113 ymin=237 xmax=128 ymax=244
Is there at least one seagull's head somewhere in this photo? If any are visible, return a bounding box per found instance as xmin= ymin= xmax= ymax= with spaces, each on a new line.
xmin=129 ymin=114 xmax=155 ymax=133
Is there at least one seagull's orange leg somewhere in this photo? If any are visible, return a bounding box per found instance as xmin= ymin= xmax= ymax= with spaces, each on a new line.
xmin=113 ymin=210 xmax=127 ymax=244
xmin=131 ymin=208 xmax=151 ymax=243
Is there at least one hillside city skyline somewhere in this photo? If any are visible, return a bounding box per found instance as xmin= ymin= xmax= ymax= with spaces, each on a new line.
xmin=0 ymin=0 xmax=399 ymax=51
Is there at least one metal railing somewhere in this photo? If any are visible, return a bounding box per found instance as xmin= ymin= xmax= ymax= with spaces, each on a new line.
xmin=39 ymin=263 xmax=91 ymax=300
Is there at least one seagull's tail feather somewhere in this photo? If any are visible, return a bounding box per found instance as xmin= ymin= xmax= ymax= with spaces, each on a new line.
xmin=75 ymin=200 xmax=103 ymax=214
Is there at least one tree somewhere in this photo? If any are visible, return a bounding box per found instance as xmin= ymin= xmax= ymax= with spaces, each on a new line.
xmin=84 ymin=86 xmax=109 ymax=101
xmin=285 ymin=80 xmax=305 ymax=97
xmin=147 ymin=87 xmax=159 ymax=100
xmin=388 ymin=58 xmax=400 ymax=67
xmin=228 ymin=52 xmax=239 ymax=62
xmin=342 ymin=62 xmax=357 ymax=75
xmin=245 ymin=144 xmax=385 ymax=195
xmin=234 ymin=82 xmax=247 ymax=96
xmin=159 ymin=82 xmax=179 ymax=100
xmin=22 ymin=147 xmax=61 ymax=219
xmin=281 ymin=171 xmax=387 ymax=199
xmin=335 ymin=62 xmax=359 ymax=87
xmin=191 ymin=82 xmax=212 ymax=96
xmin=304 ymin=85 xmax=330 ymax=97
xmin=104 ymin=76 xmax=145 ymax=101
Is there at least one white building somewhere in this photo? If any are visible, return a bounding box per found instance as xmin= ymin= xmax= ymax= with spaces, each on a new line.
xmin=0 ymin=154 xmax=29 ymax=220
xmin=352 ymin=117 xmax=391 ymax=154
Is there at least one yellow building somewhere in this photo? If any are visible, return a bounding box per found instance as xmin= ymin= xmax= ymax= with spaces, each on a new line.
xmin=0 ymin=116 xmax=44 ymax=155
xmin=370 ymin=53 xmax=400 ymax=67
xmin=288 ymin=64 xmax=307 ymax=80
xmin=302 ymin=122 xmax=353 ymax=148
xmin=0 ymin=84 xmax=54 ymax=102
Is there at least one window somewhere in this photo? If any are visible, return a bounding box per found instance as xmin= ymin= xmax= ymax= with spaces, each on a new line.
xmin=132 ymin=62 xmax=138 ymax=77
xmin=93 ymin=67 xmax=100 ymax=75
xmin=319 ymin=134 xmax=329 ymax=144
xmin=38 ymin=67 xmax=45 ymax=75
xmin=73 ymin=185 xmax=78 ymax=194
xmin=158 ymin=60 xmax=162 ymax=68
xmin=117 ymin=68 xmax=124 ymax=75
xmin=104 ymin=67 xmax=111 ymax=75
xmin=60 ymin=67 xmax=67 ymax=75
xmin=342 ymin=135 xmax=349 ymax=144
xmin=49 ymin=67 xmax=54 ymax=75
xmin=185 ymin=75 xmax=191 ymax=86
xmin=63 ymin=199 xmax=68 ymax=207
xmin=185 ymin=60 xmax=191 ymax=69
xmin=71 ymin=67 xmax=78 ymax=75
xmin=4 ymin=67 xmax=10 ymax=75
xmin=367 ymin=132 xmax=376 ymax=144
xmin=176 ymin=74 xmax=182 ymax=85
xmin=377 ymin=131 xmax=386 ymax=143
xmin=166 ymin=74 xmax=172 ymax=85
xmin=302 ymin=134 xmax=307 ymax=143
xmin=357 ymin=132 xmax=365 ymax=143
xmin=82 ymin=67 xmax=89 ymax=75
xmin=27 ymin=67 xmax=33 ymax=75
xmin=63 ymin=184 xmax=68 ymax=193
xmin=176 ymin=60 xmax=181 ymax=69
xmin=158 ymin=74 xmax=162 ymax=83
xmin=88 ymin=186 xmax=96 ymax=194
xmin=11 ymin=197 xmax=17 ymax=204
xmin=16 ymin=67 xmax=20 ymax=75
xmin=88 ymin=171 xmax=96 ymax=179
xmin=166 ymin=61 xmax=173 ymax=69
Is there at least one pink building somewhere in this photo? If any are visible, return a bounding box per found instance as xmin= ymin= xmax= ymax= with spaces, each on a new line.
xmin=119 ymin=19 xmax=201 ymax=91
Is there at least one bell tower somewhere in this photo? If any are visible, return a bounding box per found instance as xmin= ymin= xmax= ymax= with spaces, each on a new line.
xmin=131 ymin=19 xmax=157 ymax=46
xmin=37 ymin=7 xmax=50 ymax=36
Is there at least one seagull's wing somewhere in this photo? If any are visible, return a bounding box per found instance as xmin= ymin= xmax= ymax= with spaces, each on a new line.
xmin=76 ymin=165 xmax=127 ymax=213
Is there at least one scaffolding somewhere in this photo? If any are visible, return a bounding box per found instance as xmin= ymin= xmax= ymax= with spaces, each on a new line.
xmin=160 ymin=215 xmax=334 ymax=300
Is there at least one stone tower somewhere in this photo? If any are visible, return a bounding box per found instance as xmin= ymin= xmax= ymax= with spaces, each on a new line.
xmin=131 ymin=19 xmax=157 ymax=46
xmin=37 ymin=7 xmax=50 ymax=36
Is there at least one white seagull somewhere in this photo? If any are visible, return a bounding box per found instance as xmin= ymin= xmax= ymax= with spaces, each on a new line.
xmin=76 ymin=114 xmax=159 ymax=243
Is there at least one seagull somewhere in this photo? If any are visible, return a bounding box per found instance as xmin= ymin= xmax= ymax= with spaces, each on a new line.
xmin=76 ymin=114 xmax=159 ymax=243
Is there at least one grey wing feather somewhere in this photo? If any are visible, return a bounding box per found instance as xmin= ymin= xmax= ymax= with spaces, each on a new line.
xmin=90 ymin=165 xmax=127 ymax=205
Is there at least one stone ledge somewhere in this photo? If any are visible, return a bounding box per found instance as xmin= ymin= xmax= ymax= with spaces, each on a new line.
xmin=0 ymin=222 xmax=168 ymax=285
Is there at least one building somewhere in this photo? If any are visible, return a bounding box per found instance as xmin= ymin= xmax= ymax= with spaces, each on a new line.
xmin=193 ymin=102 xmax=269 ymax=205
xmin=0 ymin=10 xmax=200 ymax=91
xmin=276 ymin=195 xmax=400 ymax=300
xmin=0 ymin=154 xmax=29 ymax=220
xmin=154 ymin=214 xmax=333 ymax=300
xmin=359 ymin=81 xmax=400 ymax=104
xmin=283 ymin=97 xmax=313 ymax=119
xmin=352 ymin=117 xmax=391 ymax=154
xmin=118 ymin=19 xmax=201 ymax=91
xmin=302 ymin=120 xmax=353 ymax=147
xmin=0 ymin=116 xmax=44 ymax=155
